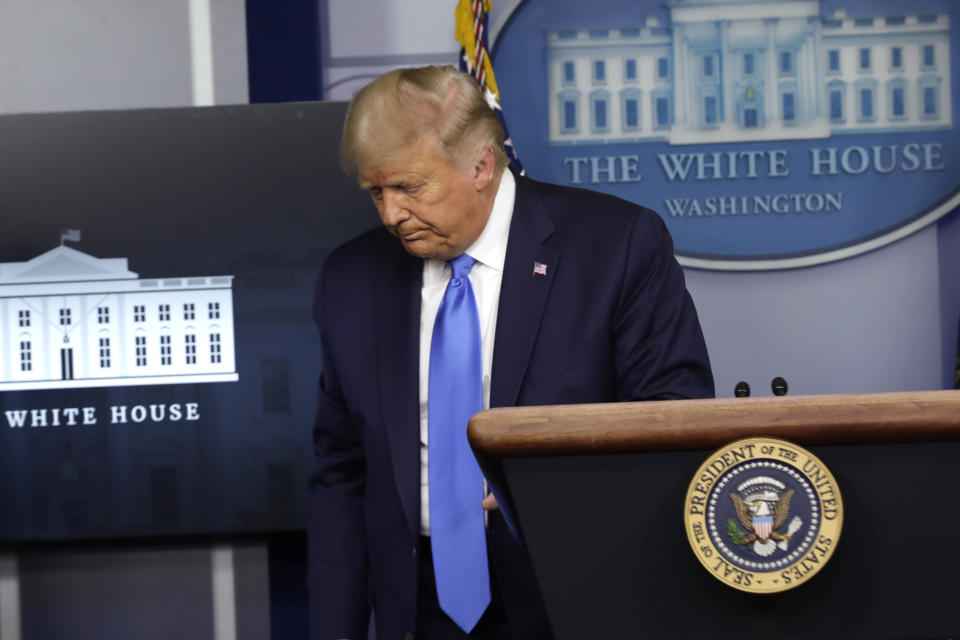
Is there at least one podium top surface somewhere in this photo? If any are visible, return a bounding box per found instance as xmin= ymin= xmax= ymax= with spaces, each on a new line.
xmin=468 ymin=389 xmax=960 ymax=457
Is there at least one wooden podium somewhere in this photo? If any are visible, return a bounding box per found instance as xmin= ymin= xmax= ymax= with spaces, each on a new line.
xmin=468 ymin=390 xmax=960 ymax=640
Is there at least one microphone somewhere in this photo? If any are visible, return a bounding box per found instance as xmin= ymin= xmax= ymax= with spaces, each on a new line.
xmin=734 ymin=381 xmax=751 ymax=398
xmin=771 ymin=377 xmax=788 ymax=396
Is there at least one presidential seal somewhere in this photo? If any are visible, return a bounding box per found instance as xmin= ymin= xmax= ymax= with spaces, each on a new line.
xmin=684 ymin=438 xmax=843 ymax=593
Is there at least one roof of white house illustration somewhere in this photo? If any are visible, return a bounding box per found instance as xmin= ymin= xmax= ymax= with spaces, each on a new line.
xmin=0 ymin=246 xmax=137 ymax=285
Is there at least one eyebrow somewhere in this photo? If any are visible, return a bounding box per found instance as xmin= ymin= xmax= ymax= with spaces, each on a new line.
xmin=360 ymin=176 xmax=428 ymax=191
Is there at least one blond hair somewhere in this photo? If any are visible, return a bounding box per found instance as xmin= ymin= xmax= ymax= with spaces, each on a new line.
xmin=340 ymin=66 xmax=508 ymax=175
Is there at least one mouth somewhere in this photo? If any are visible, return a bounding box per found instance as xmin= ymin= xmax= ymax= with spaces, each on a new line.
xmin=398 ymin=229 xmax=427 ymax=241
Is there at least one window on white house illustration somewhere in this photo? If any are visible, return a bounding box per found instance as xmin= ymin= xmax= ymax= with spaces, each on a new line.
xmin=779 ymin=51 xmax=792 ymax=75
xmin=210 ymin=333 xmax=222 ymax=363
xmin=624 ymin=97 xmax=639 ymax=129
xmin=562 ymin=99 xmax=578 ymax=132
xmin=704 ymin=95 xmax=718 ymax=125
xmin=829 ymin=86 xmax=845 ymax=123
xmin=20 ymin=341 xmax=31 ymax=372
xmin=97 ymin=306 xmax=110 ymax=324
xmin=891 ymin=47 xmax=902 ymax=70
xmin=888 ymin=79 xmax=907 ymax=120
xmin=655 ymin=96 xmax=670 ymax=128
xmin=59 ymin=308 xmax=72 ymax=326
xmin=158 ymin=304 xmax=170 ymax=322
xmin=743 ymin=53 xmax=755 ymax=76
xmin=859 ymin=48 xmax=871 ymax=71
xmin=892 ymin=87 xmax=905 ymax=118
xmin=621 ymin=89 xmax=640 ymax=131
xmin=160 ymin=335 xmax=172 ymax=365
xmin=922 ymin=44 xmax=935 ymax=69
xmin=99 ymin=337 xmax=111 ymax=368
xmin=594 ymin=98 xmax=607 ymax=129
xmin=624 ymin=59 xmax=636 ymax=81
xmin=593 ymin=60 xmax=605 ymax=83
xmin=703 ymin=55 xmax=714 ymax=78
xmin=135 ymin=335 xmax=147 ymax=366
xmin=922 ymin=84 xmax=939 ymax=118
xmin=657 ymin=57 xmax=669 ymax=80
xmin=782 ymin=92 xmax=796 ymax=122
xmin=185 ymin=334 xmax=197 ymax=364
xmin=744 ymin=108 xmax=758 ymax=128
xmin=590 ymin=90 xmax=610 ymax=133
xmin=208 ymin=302 xmax=220 ymax=319
xmin=858 ymin=87 xmax=875 ymax=121
xmin=828 ymin=50 xmax=840 ymax=73
xmin=563 ymin=61 xmax=575 ymax=84
xmin=134 ymin=305 xmax=146 ymax=322
xmin=184 ymin=303 xmax=196 ymax=320
xmin=18 ymin=310 xmax=30 ymax=327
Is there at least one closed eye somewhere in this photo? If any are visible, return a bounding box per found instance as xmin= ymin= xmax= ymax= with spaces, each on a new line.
xmin=366 ymin=180 xmax=426 ymax=201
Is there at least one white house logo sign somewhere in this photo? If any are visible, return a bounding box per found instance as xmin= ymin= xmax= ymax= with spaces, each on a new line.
xmin=493 ymin=0 xmax=958 ymax=269
xmin=0 ymin=244 xmax=238 ymax=392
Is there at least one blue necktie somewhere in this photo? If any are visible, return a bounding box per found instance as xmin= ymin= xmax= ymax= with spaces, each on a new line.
xmin=428 ymin=253 xmax=490 ymax=632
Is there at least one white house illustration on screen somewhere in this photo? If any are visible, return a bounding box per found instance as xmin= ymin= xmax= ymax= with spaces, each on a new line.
xmin=546 ymin=0 xmax=952 ymax=145
xmin=0 ymin=245 xmax=238 ymax=391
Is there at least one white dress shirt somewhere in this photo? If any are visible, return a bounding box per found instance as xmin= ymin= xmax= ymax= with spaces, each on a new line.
xmin=418 ymin=169 xmax=516 ymax=534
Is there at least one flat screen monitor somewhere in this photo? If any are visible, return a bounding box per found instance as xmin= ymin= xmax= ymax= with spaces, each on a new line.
xmin=0 ymin=101 xmax=377 ymax=541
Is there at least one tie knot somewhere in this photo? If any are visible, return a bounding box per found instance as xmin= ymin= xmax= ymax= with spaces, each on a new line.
xmin=448 ymin=253 xmax=476 ymax=280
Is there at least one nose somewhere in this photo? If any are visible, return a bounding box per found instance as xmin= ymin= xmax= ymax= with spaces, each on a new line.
xmin=379 ymin=189 xmax=410 ymax=228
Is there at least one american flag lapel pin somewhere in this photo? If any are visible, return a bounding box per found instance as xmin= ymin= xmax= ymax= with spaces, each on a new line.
xmin=533 ymin=261 xmax=548 ymax=276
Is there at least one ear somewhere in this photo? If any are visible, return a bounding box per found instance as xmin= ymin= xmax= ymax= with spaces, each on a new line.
xmin=471 ymin=146 xmax=497 ymax=191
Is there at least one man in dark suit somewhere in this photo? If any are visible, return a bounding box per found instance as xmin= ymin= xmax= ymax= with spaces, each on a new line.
xmin=310 ymin=66 xmax=714 ymax=640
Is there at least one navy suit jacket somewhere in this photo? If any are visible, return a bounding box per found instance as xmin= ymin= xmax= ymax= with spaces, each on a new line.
xmin=309 ymin=173 xmax=714 ymax=640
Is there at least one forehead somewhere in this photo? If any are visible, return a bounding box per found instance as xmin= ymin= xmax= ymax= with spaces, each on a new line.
xmin=356 ymin=135 xmax=453 ymax=187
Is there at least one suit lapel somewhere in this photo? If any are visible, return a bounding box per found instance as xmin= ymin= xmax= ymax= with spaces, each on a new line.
xmin=490 ymin=176 xmax=559 ymax=408
xmin=375 ymin=247 xmax=422 ymax=538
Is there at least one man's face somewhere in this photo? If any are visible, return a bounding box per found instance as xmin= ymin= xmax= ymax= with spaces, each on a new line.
xmin=357 ymin=135 xmax=495 ymax=261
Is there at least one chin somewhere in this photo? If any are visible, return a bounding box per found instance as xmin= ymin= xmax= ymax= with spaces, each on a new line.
xmin=401 ymin=239 xmax=461 ymax=261
xmin=401 ymin=240 xmax=441 ymax=260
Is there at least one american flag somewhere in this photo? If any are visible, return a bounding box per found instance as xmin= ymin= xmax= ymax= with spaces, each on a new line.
xmin=454 ymin=0 xmax=524 ymax=174
xmin=533 ymin=262 xmax=547 ymax=276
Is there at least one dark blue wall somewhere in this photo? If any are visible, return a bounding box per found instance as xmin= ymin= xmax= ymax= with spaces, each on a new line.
xmin=246 ymin=0 xmax=323 ymax=102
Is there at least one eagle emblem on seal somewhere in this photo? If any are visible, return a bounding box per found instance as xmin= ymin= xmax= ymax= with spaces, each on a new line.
xmin=729 ymin=476 xmax=804 ymax=557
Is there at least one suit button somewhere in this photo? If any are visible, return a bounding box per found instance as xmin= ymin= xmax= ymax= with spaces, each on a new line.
xmin=412 ymin=546 xmax=417 ymax=558
xmin=405 ymin=632 xmax=414 ymax=640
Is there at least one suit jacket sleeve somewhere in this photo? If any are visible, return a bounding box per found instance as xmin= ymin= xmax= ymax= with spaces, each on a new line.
xmin=612 ymin=208 xmax=714 ymax=401
xmin=308 ymin=259 xmax=370 ymax=640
